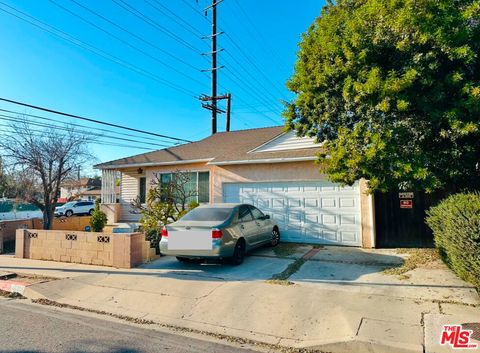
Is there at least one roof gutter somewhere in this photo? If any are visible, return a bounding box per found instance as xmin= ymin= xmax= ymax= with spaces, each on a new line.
xmin=94 ymin=158 xmax=214 ymax=170
xmin=208 ymin=156 xmax=317 ymax=166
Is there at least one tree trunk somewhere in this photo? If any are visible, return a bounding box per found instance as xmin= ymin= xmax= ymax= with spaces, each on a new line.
xmin=42 ymin=209 xmax=50 ymax=230
xmin=43 ymin=205 xmax=55 ymax=230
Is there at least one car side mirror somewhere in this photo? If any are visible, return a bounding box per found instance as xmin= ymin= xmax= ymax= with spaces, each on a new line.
xmin=263 ymin=215 xmax=270 ymax=220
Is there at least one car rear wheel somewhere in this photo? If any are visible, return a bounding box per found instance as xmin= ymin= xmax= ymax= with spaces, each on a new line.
xmin=88 ymin=209 xmax=94 ymax=216
xmin=65 ymin=210 xmax=73 ymax=217
xmin=270 ymin=227 xmax=280 ymax=247
xmin=231 ymin=240 xmax=245 ymax=265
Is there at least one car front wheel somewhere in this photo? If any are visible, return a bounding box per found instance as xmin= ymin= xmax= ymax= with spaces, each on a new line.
xmin=65 ymin=210 xmax=73 ymax=217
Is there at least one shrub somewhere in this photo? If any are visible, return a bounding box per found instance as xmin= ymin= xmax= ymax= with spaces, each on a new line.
xmin=90 ymin=199 xmax=108 ymax=232
xmin=426 ymin=192 xmax=480 ymax=289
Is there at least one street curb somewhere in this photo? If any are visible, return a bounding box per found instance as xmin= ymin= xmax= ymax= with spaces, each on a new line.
xmin=0 ymin=279 xmax=30 ymax=295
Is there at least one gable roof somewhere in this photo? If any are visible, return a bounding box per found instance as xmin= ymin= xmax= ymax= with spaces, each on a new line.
xmin=95 ymin=126 xmax=322 ymax=169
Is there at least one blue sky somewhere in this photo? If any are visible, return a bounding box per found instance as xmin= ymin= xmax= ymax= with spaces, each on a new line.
xmin=0 ymin=0 xmax=324 ymax=173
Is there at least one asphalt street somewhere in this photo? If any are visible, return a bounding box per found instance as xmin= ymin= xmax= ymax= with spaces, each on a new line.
xmin=0 ymin=298 xmax=261 ymax=353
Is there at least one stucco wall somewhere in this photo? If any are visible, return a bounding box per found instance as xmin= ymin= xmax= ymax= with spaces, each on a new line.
xmin=211 ymin=161 xmax=328 ymax=203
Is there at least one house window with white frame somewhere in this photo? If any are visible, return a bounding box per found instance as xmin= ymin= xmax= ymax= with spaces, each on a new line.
xmin=158 ymin=171 xmax=209 ymax=204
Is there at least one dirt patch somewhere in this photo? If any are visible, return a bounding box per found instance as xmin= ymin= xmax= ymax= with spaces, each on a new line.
xmin=14 ymin=273 xmax=58 ymax=284
xmin=32 ymin=299 xmax=156 ymax=324
xmin=384 ymin=248 xmax=440 ymax=276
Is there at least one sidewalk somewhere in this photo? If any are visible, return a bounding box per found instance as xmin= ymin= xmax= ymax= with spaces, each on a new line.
xmin=1 ymin=250 xmax=479 ymax=352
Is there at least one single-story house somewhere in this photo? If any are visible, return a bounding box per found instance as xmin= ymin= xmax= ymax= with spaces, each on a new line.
xmin=95 ymin=126 xmax=375 ymax=248
xmin=60 ymin=178 xmax=102 ymax=202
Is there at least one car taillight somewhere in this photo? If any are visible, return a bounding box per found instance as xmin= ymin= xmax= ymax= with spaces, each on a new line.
xmin=211 ymin=229 xmax=222 ymax=239
xmin=161 ymin=227 xmax=168 ymax=238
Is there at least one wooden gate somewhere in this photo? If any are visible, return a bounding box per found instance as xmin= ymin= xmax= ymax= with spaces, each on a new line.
xmin=374 ymin=190 xmax=448 ymax=248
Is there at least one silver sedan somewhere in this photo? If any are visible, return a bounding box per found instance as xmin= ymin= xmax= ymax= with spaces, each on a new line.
xmin=159 ymin=203 xmax=280 ymax=265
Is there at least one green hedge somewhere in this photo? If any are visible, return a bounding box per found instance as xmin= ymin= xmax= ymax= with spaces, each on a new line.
xmin=426 ymin=192 xmax=480 ymax=289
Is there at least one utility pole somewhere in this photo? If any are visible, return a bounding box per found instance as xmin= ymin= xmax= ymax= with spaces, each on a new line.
xmin=226 ymin=93 xmax=231 ymax=132
xmin=199 ymin=0 xmax=231 ymax=134
xmin=211 ymin=0 xmax=218 ymax=134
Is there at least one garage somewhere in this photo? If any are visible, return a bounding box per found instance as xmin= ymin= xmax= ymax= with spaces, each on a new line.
xmin=223 ymin=181 xmax=362 ymax=246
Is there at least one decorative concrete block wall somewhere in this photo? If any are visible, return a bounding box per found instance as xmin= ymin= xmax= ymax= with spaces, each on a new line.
xmin=15 ymin=229 xmax=157 ymax=268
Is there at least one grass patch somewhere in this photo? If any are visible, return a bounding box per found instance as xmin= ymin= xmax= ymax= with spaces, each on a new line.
xmin=272 ymin=243 xmax=302 ymax=257
xmin=269 ymin=258 xmax=306 ymax=281
xmin=384 ymin=248 xmax=440 ymax=276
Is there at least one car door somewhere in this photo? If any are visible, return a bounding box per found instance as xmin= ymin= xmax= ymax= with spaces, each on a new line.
xmin=237 ymin=205 xmax=258 ymax=247
xmin=71 ymin=202 xmax=80 ymax=215
xmin=76 ymin=202 xmax=90 ymax=214
xmin=249 ymin=205 xmax=271 ymax=243
xmin=85 ymin=202 xmax=94 ymax=214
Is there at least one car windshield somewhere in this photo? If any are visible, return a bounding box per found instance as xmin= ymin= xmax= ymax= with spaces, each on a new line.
xmin=61 ymin=202 xmax=75 ymax=207
xmin=180 ymin=207 xmax=233 ymax=222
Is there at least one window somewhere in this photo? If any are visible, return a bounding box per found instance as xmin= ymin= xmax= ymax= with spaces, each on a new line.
xmin=158 ymin=171 xmax=209 ymax=203
xmin=139 ymin=177 xmax=147 ymax=204
xmin=238 ymin=205 xmax=254 ymax=222
xmin=249 ymin=206 xmax=265 ymax=220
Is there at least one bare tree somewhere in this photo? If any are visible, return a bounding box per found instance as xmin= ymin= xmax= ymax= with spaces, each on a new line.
xmin=0 ymin=118 xmax=93 ymax=229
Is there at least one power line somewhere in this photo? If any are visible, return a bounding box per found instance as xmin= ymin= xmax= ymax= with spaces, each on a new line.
xmin=223 ymin=62 xmax=283 ymax=114
xmin=0 ymin=124 xmax=157 ymax=151
xmin=186 ymin=0 xmax=287 ymax=98
xmin=222 ymin=33 xmax=286 ymax=98
xmin=0 ymin=115 xmax=172 ymax=149
xmin=181 ymin=0 xmax=285 ymax=120
xmin=48 ymin=0 xmax=207 ymax=88
xmin=68 ymin=0 xmax=201 ymax=72
xmin=145 ymin=0 xmax=204 ymax=38
xmin=0 ymin=108 xmax=177 ymax=145
xmin=111 ymin=0 xmax=204 ymax=55
xmin=0 ymin=2 xmax=197 ymax=97
xmin=231 ymin=0 xmax=291 ymax=74
xmin=0 ymin=97 xmax=192 ymax=143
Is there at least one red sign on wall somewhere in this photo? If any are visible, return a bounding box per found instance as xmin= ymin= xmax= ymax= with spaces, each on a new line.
xmin=400 ymin=199 xmax=413 ymax=209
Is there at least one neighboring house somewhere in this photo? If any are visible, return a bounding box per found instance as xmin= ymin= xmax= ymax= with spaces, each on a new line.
xmin=60 ymin=178 xmax=102 ymax=202
xmin=95 ymin=126 xmax=375 ymax=248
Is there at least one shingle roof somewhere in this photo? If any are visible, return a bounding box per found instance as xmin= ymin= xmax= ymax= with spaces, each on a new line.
xmin=95 ymin=126 xmax=322 ymax=169
xmin=62 ymin=178 xmax=102 ymax=187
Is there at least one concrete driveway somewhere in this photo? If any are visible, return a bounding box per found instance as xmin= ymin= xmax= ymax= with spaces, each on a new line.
xmin=2 ymin=245 xmax=479 ymax=352
xmin=138 ymin=250 xmax=295 ymax=281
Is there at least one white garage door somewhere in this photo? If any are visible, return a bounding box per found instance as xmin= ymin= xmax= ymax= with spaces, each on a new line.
xmin=223 ymin=181 xmax=362 ymax=246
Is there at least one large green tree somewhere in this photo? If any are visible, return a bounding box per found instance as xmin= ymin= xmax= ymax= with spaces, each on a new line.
xmin=285 ymin=0 xmax=480 ymax=192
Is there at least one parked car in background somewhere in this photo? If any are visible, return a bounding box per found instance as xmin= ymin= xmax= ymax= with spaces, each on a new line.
xmin=55 ymin=201 xmax=95 ymax=217
xmin=160 ymin=203 xmax=280 ymax=265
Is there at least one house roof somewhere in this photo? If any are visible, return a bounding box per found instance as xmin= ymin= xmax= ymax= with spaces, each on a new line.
xmin=61 ymin=178 xmax=102 ymax=188
xmin=95 ymin=126 xmax=322 ymax=169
